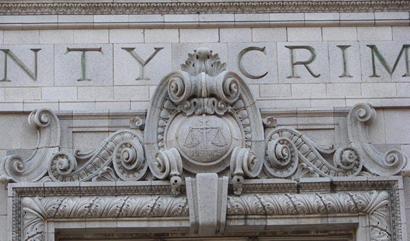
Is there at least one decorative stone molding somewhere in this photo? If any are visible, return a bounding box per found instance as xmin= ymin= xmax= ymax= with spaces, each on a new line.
xmin=9 ymin=177 xmax=404 ymax=241
xmin=228 ymin=191 xmax=391 ymax=241
xmin=22 ymin=195 xmax=188 ymax=241
xmin=0 ymin=0 xmax=409 ymax=15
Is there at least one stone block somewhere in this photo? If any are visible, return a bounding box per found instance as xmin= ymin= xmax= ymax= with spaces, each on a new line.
xmin=357 ymin=27 xmax=392 ymax=41
xmin=164 ymin=14 xmax=199 ymax=23
xmin=199 ymin=14 xmax=235 ymax=22
xmin=4 ymin=30 xmax=39 ymax=44
xmin=310 ymin=98 xmax=346 ymax=108
xmin=322 ymin=27 xmax=357 ymax=41
xmin=0 ymin=102 xmax=23 ymax=111
xmin=326 ymin=83 xmax=361 ymax=97
xmin=375 ymin=12 xmax=409 ymax=25
xmin=39 ymin=30 xmax=74 ymax=44
xmin=305 ymin=13 xmax=339 ymax=25
xmin=277 ymin=42 xmax=330 ymax=83
xmin=94 ymin=15 xmax=129 ymax=23
xmin=361 ymin=83 xmax=396 ymax=97
xmin=58 ymin=15 xmax=94 ymax=23
xmin=130 ymin=101 xmax=150 ymax=110
xmin=145 ymin=29 xmax=178 ymax=43
xmin=340 ymin=12 xmax=374 ymax=25
xmin=252 ymin=28 xmax=286 ymax=42
xmin=23 ymin=101 xmax=59 ymax=111
xmin=384 ymin=109 xmax=410 ymax=143
xmin=291 ymin=84 xmax=326 ymax=97
xmin=360 ymin=41 xmax=410 ymax=82
xmin=397 ymin=83 xmax=410 ymax=97
xmin=226 ymin=42 xmax=277 ymax=84
xmin=42 ymin=87 xmax=77 ymax=101
xmin=73 ymin=29 xmax=109 ymax=43
xmin=392 ymin=27 xmax=410 ymax=41
xmin=5 ymin=87 xmax=41 ymax=101
xmin=0 ymin=114 xmax=36 ymax=149
xmin=54 ymin=44 xmax=113 ymax=86
xmin=95 ymin=101 xmax=131 ymax=111
xmin=114 ymin=43 xmax=171 ymax=86
xmin=59 ymin=101 xmax=96 ymax=111
xmin=328 ymin=42 xmax=362 ymax=82
xmin=0 ymin=88 xmax=5 ymax=101
xmin=269 ymin=13 xmax=304 ymax=25
xmin=0 ymin=44 xmax=54 ymax=86
xmin=180 ymin=29 xmax=219 ymax=43
xmin=259 ymin=84 xmax=291 ymax=97
xmin=234 ymin=14 xmax=269 ymax=22
xmin=171 ymin=43 xmax=227 ymax=72
xmin=220 ymin=28 xmax=252 ymax=42
xmin=77 ymin=86 xmax=114 ymax=101
xmin=129 ymin=14 xmax=164 ymax=23
xmin=109 ymin=29 xmax=144 ymax=43
xmin=287 ymin=27 xmax=322 ymax=41
xmin=114 ymin=86 xmax=150 ymax=100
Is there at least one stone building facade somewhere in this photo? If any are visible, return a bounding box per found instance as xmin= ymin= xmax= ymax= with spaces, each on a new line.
xmin=0 ymin=0 xmax=410 ymax=240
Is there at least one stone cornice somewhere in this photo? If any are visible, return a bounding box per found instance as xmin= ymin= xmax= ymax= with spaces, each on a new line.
xmin=0 ymin=0 xmax=409 ymax=15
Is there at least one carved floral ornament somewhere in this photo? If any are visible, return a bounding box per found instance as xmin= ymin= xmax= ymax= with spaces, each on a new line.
xmin=0 ymin=48 xmax=407 ymax=193
xmin=1 ymin=48 xmax=407 ymax=241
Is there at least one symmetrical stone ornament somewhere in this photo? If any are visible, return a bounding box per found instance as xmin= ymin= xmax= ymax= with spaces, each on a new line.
xmin=1 ymin=48 xmax=408 ymax=241
xmin=1 ymin=48 xmax=406 ymax=187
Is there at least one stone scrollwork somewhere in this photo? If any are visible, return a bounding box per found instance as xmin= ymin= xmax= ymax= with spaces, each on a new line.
xmin=48 ymin=129 xmax=147 ymax=182
xmin=145 ymin=47 xmax=265 ymax=181
xmin=348 ymin=103 xmax=407 ymax=176
xmin=1 ymin=109 xmax=60 ymax=182
xmin=264 ymin=128 xmax=363 ymax=178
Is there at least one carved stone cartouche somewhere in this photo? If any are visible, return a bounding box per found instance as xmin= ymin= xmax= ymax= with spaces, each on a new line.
xmin=0 ymin=49 xmax=407 ymax=186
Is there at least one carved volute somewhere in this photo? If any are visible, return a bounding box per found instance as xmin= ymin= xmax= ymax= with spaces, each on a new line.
xmin=144 ymin=48 xmax=265 ymax=190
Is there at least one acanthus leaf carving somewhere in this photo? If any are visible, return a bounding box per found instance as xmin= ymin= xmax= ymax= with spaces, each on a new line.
xmin=227 ymin=191 xmax=391 ymax=241
xmin=22 ymin=195 xmax=188 ymax=241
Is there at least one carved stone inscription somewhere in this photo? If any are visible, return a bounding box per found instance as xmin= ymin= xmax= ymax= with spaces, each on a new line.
xmin=1 ymin=42 xmax=410 ymax=84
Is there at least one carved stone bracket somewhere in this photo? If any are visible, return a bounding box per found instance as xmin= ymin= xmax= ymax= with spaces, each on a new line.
xmin=1 ymin=109 xmax=60 ymax=182
xmin=348 ymin=103 xmax=407 ymax=176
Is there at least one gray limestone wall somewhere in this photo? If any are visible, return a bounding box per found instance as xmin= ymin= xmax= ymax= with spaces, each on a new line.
xmin=0 ymin=3 xmax=410 ymax=240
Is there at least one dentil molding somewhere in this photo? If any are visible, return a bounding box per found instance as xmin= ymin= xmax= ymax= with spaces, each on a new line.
xmin=0 ymin=0 xmax=409 ymax=15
